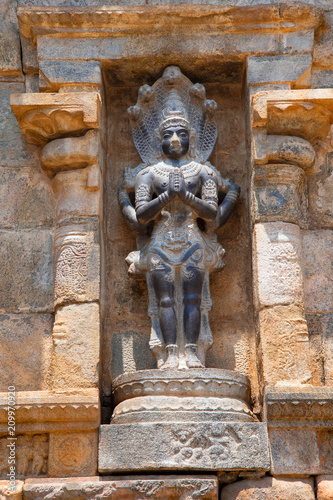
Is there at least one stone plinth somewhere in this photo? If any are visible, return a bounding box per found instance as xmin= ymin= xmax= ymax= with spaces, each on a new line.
xmin=265 ymin=387 xmax=333 ymax=475
xmin=99 ymin=369 xmax=270 ymax=473
xmin=23 ymin=476 xmax=218 ymax=499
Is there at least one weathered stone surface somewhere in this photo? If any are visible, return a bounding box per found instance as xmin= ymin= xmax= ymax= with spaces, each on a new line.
xmin=0 ymin=84 xmax=38 ymax=167
xmin=265 ymin=386 xmax=333 ymax=426
xmin=10 ymin=92 xmax=101 ymax=145
xmin=39 ymin=60 xmax=101 ymax=92
xmin=318 ymin=431 xmax=333 ymax=475
xmin=0 ymin=389 xmax=99 ymax=434
xmin=259 ymin=305 xmax=311 ymax=385
xmin=48 ymin=431 xmax=98 ymax=477
xmin=52 ymin=168 xmax=100 ymax=222
xmin=0 ymin=480 xmax=24 ymax=499
xmin=247 ymin=55 xmax=312 ymax=85
xmin=253 ymin=164 xmax=305 ymax=225
xmin=311 ymin=69 xmax=333 ymax=89
xmin=23 ymin=475 xmax=218 ymax=499
xmin=301 ymin=230 xmax=333 ymax=314
xmin=0 ymin=480 xmax=23 ymax=499
xmin=269 ymin=427 xmax=320 ymax=475
xmin=51 ymin=302 xmax=100 ymax=389
xmin=0 ymin=0 xmax=22 ymax=77
xmin=306 ymin=313 xmax=333 ymax=386
xmin=254 ymin=222 xmax=305 ymax=308
xmin=317 ymin=475 xmax=333 ymax=500
xmin=221 ymin=476 xmax=315 ymax=500
xmin=41 ymin=130 xmax=99 ymax=177
xmin=0 ymin=229 xmax=53 ymax=313
xmin=37 ymin=33 xmax=279 ymax=64
xmin=313 ymin=12 xmax=333 ymax=69
xmin=253 ymin=132 xmax=315 ymax=168
xmin=252 ymin=90 xmax=333 ymax=143
xmin=0 ymin=314 xmax=53 ymax=392
xmin=99 ymin=422 xmax=270 ymax=473
xmin=308 ymin=142 xmax=333 ymax=228
xmin=54 ymin=221 xmax=100 ymax=307
xmin=0 ymin=167 xmax=54 ymax=229
xmin=0 ymin=434 xmax=48 ymax=479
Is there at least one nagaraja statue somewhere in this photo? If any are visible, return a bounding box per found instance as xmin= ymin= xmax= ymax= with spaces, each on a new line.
xmin=119 ymin=66 xmax=240 ymax=370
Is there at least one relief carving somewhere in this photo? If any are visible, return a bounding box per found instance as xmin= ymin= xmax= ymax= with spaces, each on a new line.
xmin=54 ymin=233 xmax=88 ymax=302
xmin=0 ymin=434 xmax=48 ymax=478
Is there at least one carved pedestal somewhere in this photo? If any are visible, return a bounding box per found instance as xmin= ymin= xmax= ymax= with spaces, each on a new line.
xmin=99 ymin=369 xmax=269 ymax=473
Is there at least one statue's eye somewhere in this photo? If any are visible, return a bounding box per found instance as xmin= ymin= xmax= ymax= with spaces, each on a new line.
xmin=163 ymin=133 xmax=172 ymax=139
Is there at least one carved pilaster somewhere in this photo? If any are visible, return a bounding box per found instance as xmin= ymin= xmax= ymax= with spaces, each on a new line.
xmin=249 ymin=89 xmax=333 ymax=388
xmin=10 ymin=90 xmax=102 ymax=478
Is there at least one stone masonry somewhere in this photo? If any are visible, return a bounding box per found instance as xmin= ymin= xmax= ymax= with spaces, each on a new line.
xmin=0 ymin=0 xmax=332 ymax=499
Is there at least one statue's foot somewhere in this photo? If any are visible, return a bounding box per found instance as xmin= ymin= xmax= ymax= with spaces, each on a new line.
xmin=160 ymin=344 xmax=179 ymax=369
xmin=185 ymin=344 xmax=204 ymax=369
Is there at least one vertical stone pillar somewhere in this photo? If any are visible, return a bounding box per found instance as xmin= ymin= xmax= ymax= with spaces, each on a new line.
xmin=247 ymin=57 xmax=314 ymax=387
xmin=10 ymin=90 xmax=102 ymax=477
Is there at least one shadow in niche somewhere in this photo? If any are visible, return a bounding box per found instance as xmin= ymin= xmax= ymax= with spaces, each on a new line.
xmin=101 ymin=56 xmax=257 ymax=409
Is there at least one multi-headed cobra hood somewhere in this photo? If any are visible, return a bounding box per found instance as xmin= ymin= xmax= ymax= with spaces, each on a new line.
xmin=128 ymin=66 xmax=218 ymax=165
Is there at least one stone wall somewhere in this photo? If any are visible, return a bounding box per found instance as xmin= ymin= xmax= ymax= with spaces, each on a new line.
xmin=0 ymin=0 xmax=332 ymax=498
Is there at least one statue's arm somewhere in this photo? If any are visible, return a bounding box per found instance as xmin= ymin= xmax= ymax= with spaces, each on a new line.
xmin=135 ymin=170 xmax=173 ymax=225
xmin=118 ymin=185 xmax=143 ymax=231
xmin=216 ymin=179 xmax=240 ymax=228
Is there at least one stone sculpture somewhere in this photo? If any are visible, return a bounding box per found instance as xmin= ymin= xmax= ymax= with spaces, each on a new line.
xmin=119 ymin=66 xmax=240 ymax=369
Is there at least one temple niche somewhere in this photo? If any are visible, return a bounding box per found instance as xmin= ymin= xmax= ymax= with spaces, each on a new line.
xmin=0 ymin=1 xmax=333 ymax=499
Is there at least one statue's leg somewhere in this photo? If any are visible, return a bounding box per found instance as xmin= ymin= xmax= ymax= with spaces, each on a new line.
xmin=150 ymin=268 xmax=178 ymax=369
xmin=183 ymin=266 xmax=204 ymax=368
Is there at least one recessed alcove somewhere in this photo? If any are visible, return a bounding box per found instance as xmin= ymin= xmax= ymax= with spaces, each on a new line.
xmin=101 ymin=57 xmax=259 ymax=419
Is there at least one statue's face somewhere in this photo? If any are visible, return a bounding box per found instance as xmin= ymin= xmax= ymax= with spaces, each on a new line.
xmin=161 ymin=126 xmax=190 ymax=159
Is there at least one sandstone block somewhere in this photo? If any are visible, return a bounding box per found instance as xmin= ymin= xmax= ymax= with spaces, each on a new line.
xmin=221 ymin=476 xmax=315 ymax=500
xmin=313 ymin=12 xmax=333 ymax=69
xmin=0 ymin=84 xmax=38 ymax=167
xmin=0 ymin=0 xmax=22 ymax=77
xmin=37 ymin=33 xmax=278 ymax=63
xmin=301 ymin=230 xmax=333 ymax=313
xmin=259 ymin=305 xmax=311 ymax=385
xmin=253 ymin=164 xmax=305 ymax=225
xmin=48 ymin=431 xmax=98 ymax=477
xmin=0 ymin=389 xmax=99 ymax=434
xmin=247 ymin=55 xmax=312 ymax=85
xmin=51 ymin=302 xmax=100 ymax=389
xmin=0 ymin=314 xmax=53 ymax=392
xmin=0 ymin=229 xmax=53 ymax=313
xmin=0 ymin=167 xmax=54 ymax=229
xmin=311 ymin=69 xmax=333 ymax=89
xmin=99 ymin=422 xmax=270 ymax=473
xmin=39 ymin=60 xmax=101 ymax=91
xmin=306 ymin=313 xmax=333 ymax=386
xmin=0 ymin=480 xmax=23 ymax=499
xmin=54 ymin=221 xmax=100 ymax=306
xmin=52 ymin=168 xmax=100 ymax=221
xmin=269 ymin=428 xmax=319 ymax=475
xmin=307 ymin=149 xmax=333 ymax=229
xmin=279 ymin=30 xmax=314 ymax=55
xmin=41 ymin=130 xmax=99 ymax=177
xmin=318 ymin=431 xmax=333 ymax=475
xmin=317 ymin=476 xmax=333 ymax=500
xmin=23 ymin=475 xmax=218 ymax=499
xmin=254 ymin=222 xmax=305 ymax=308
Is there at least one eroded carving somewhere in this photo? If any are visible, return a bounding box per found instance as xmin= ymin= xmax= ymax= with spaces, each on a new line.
xmin=0 ymin=434 xmax=48 ymax=478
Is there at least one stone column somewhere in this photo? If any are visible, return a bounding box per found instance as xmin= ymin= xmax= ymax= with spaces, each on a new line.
xmin=247 ymin=57 xmax=315 ymax=388
xmin=10 ymin=90 xmax=102 ymax=477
